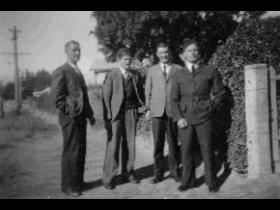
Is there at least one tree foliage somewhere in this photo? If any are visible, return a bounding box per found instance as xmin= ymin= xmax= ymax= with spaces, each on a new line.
xmin=2 ymin=69 xmax=52 ymax=100
xmin=209 ymin=16 xmax=280 ymax=174
xmin=3 ymin=82 xmax=15 ymax=100
xmin=0 ymin=82 xmax=4 ymax=97
xmin=34 ymin=69 xmax=52 ymax=91
xmin=92 ymin=11 xmax=266 ymax=64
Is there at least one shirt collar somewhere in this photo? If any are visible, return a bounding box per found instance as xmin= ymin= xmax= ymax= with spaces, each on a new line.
xmin=68 ymin=61 xmax=82 ymax=75
xmin=184 ymin=61 xmax=199 ymax=72
xmin=119 ymin=65 xmax=130 ymax=78
xmin=68 ymin=61 xmax=78 ymax=69
xmin=160 ymin=63 xmax=172 ymax=71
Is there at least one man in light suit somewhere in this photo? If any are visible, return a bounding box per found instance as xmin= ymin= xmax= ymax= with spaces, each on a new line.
xmin=102 ymin=48 xmax=145 ymax=190
xmin=145 ymin=43 xmax=182 ymax=184
xmin=52 ymin=41 xmax=95 ymax=197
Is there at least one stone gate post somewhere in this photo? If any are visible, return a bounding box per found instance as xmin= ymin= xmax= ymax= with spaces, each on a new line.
xmin=245 ymin=64 xmax=273 ymax=179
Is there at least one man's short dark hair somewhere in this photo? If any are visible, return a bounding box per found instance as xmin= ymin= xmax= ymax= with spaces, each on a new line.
xmin=180 ymin=39 xmax=200 ymax=53
xmin=65 ymin=40 xmax=80 ymax=51
xmin=156 ymin=42 xmax=170 ymax=52
xmin=116 ymin=48 xmax=132 ymax=60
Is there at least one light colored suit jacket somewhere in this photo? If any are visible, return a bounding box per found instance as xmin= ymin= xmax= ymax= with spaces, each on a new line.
xmin=145 ymin=63 xmax=182 ymax=118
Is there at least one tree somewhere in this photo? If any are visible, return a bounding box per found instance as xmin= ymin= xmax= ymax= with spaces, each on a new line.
xmin=34 ymin=69 xmax=52 ymax=91
xmin=92 ymin=11 xmax=266 ymax=64
xmin=0 ymin=81 xmax=4 ymax=97
xmin=22 ymin=69 xmax=36 ymax=98
xmin=3 ymin=82 xmax=15 ymax=100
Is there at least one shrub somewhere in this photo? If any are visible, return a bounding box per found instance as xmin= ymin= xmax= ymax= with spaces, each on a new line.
xmin=209 ymin=17 xmax=280 ymax=174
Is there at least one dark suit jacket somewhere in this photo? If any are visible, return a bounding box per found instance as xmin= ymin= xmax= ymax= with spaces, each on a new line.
xmin=171 ymin=64 xmax=225 ymax=125
xmin=102 ymin=68 xmax=145 ymax=122
xmin=51 ymin=62 xmax=94 ymax=127
xmin=145 ymin=63 xmax=182 ymax=118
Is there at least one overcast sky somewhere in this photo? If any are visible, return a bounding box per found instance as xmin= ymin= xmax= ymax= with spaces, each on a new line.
xmin=0 ymin=11 xmax=106 ymax=85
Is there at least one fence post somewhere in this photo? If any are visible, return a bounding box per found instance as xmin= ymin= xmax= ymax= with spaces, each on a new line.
xmin=0 ymin=97 xmax=4 ymax=118
xmin=269 ymin=66 xmax=280 ymax=173
xmin=245 ymin=64 xmax=273 ymax=179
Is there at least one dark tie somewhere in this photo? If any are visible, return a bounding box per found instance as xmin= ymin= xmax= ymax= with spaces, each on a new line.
xmin=163 ymin=65 xmax=167 ymax=79
xmin=192 ymin=65 xmax=196 ymax=74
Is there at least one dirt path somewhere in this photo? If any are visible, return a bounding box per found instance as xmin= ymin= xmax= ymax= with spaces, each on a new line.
xmin=0 ymin=104 xmax=280 ymax=199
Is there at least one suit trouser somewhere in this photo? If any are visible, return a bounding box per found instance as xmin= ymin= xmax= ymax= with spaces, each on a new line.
xmin=179 ymin=119 xmax=215 ymax=188
xmin=152 ymin=114 xmax=180 ymax=178
xmin=103 ymin=108 xmax=137 ymax=184
xmin=61 ymin=119 xmax=87 ymax=191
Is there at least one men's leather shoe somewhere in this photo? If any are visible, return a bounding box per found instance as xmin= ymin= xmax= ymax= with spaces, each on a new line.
xmin=169 ymin=174 xmax=181 ymax=183
xmin=129 ymin=175 xmax=140 ymax=184
xmin=151 ymin=177 xmax=164 ymax=184
xmin=178 ymin=185 xmax=190 ymax=192
xmin=63 ymin=189 xmax=82 ymax=197
xmin=178 ymin=182 xmax=197 ymax=192
xmin=208 ymin=186 xmax=219 ymax=193
xmin=103 ymin=183 xmax=115 ymax=190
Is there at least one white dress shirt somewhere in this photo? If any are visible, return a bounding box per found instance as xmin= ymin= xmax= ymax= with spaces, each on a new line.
xmin=160 ymin=63 xmax=172 ymax=77
xmin=68 ymin=61 xmax=82 ymax=75
xmin=119 ymin=66 xmax=130 ymax=79
xmin=185 ymin=61 xmax=199 ymax=73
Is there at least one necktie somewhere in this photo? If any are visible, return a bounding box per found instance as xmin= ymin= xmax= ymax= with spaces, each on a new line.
xmin=163 ymin=65 xmax=167 ymax=79
xmin=191 ymin=65 xmax=196 ymax=74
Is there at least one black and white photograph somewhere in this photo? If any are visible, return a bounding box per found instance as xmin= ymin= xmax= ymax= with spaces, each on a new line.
xmin=0 ymin=11 xmax=280 ymax=199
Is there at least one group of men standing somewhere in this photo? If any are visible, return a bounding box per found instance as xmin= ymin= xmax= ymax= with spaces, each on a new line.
xmin=51 ymin=39 xmax=225 ymax=197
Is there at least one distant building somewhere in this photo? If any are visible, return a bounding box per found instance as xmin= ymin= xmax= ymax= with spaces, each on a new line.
xmin=90 ymin=68 xmax=115 ymax=85
xmin=33 ymin=87 xmax=51 ymax=98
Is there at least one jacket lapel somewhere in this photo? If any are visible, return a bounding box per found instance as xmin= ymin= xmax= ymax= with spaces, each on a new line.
xmin=182 ymin=63 xmax=204 ymax=77
xmin=192 ymin=63 xmax=205 ymax=77
xmin=155 ymin=64 xmax=167 ymax=82
xmin=64 ymin=62 xmax=85 ymax=87
xmin=166 ymin=64 xmax=177 ymax=81
xmin=114 ymin=69 xmax=124 ymax=102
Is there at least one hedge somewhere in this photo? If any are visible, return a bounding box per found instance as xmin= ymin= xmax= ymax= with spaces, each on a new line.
xmin=209 ymin=17 xmax=280 ymax=174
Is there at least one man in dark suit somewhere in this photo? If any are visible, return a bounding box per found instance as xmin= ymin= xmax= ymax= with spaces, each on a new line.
xmin=102 ymin=48 xmax=145 ymax=190
xmin=171 ymin=39 xmax=225 ymax=193
xmin=145 ymin=43 xmax=182 ymax=183
xmin=52 ymin=40 xmax=95 ymax=197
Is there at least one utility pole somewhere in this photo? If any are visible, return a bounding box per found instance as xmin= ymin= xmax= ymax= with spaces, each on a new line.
xmin=11 ymin=26 xmax=21 ymax=115
xmin=0 ymin=26 xmax=31 ymax=115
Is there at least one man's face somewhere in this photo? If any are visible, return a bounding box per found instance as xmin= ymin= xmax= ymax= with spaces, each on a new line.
xmin=118 ymin=55 xmax=132 ymax=70
xmin=66 ymin=43 xmax=81 ymax=64
xmin=156 ymin=47 xmax=171 ymax=64
xmin=181 ymin=44 xmax=200 ymax=64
